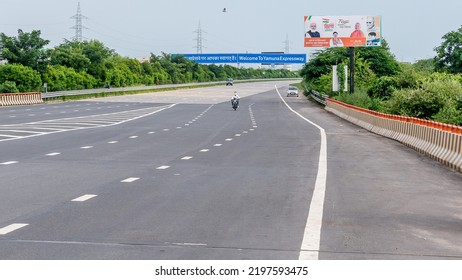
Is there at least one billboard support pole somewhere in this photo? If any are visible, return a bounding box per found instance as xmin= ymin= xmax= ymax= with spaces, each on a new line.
xmin=349 ymin=47 xmax=355 ymax=94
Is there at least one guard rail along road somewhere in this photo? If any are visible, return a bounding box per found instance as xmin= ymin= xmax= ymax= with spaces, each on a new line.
xmin=0 ymin=92 xmax=43 ymax=106
xmin=1 ymin=79 xmax=301 ymax=106
xmin=309 ymin=89 xmax=462 ymax=173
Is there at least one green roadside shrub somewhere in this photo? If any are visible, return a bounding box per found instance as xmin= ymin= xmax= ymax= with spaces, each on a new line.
xmin=0 ymin=63 xmax=42 ymax=92
xmin=42 ymin=65 xmax=97 ymax=91
xmin=0 ymin=81 xmax=19 ymax=93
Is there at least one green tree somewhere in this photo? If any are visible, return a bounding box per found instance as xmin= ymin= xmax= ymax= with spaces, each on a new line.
xmin=301 ymin=40 xmax=399 ymax=92
xmin=434 ymin=26 xmax=462 ymax=73
xmin=0 ymin=29 xmax=50 ymax=72
xmin=49 ymin=40 xmax=91 ymax=72
xmin=413 ymin=58 xmax=436 ymax=73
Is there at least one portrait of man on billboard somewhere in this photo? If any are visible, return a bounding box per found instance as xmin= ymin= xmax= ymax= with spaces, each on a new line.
xmin=305 ymin=22 xmax=321 ymax=38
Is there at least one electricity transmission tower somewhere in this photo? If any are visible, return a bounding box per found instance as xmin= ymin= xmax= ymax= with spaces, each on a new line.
xmin=70 ymin=2 xmax=88 ymax=42
xmin=194 ymin=21 xmax=206 ymax=54
xmin=283 ymin=34 xmax=291 ymax=54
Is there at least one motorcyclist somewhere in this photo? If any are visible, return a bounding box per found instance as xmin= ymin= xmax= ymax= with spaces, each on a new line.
xmin=231 ymin=91 xmax=240 ymax=108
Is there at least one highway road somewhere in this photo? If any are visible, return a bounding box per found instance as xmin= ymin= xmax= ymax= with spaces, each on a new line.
xmin=0 ymin=81 xmax=461 ymax=260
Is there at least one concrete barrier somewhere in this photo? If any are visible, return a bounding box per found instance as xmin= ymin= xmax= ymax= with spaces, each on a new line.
xmin=0 ymin=92 xmax=43 ymax=106
xmin=326 ymin=98 xmax=462 ymax=173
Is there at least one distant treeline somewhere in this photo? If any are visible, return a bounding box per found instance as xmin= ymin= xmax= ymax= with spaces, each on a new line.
xmin=0 ymin=29 xmax=299 ymax=93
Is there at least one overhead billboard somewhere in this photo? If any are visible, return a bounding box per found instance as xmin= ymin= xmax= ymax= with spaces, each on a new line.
xmin=304 ymin=15 xmax=382 ymax=48
xmin=182 ymin=53 xmax=306 ymax=64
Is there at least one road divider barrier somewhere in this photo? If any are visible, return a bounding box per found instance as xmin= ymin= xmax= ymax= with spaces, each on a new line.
xmin=0 ymin=92 xmax=43 ymax=106
xmin=326 ymin=98 xmax=462 ymax=173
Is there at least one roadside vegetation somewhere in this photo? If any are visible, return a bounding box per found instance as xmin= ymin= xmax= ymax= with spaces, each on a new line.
xmin=300 ymin=26 xmax=462 ymax=126
xmin=0 ymin=29 xmax=299 ymax=94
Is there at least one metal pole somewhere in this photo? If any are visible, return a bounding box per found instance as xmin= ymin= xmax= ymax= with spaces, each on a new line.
xmin=349 ymin=47 xmax=355 ymax=94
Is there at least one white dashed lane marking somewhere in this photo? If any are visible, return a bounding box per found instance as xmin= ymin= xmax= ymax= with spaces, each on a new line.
xmin=121 ymin=177 xmax=140 ymax=183
xmin=156 ymin=166 xmax=170 ymax=170
xmin=80 ymin=146 xmax=94 ymax=149
xmin=46 ymin=152 xmax=61 ymax=156
xmin=181 ymin=156 xmax=193 ymax=160
xmin=1 ymin=161 xmax=18 ymax=165
xmin=72 ymin=194 xmax=97 ymax=202
xmin=0 ymin=223 xmax=28 ymax=235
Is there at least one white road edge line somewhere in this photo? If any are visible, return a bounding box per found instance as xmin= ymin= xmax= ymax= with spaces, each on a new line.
xmin=72 ymin=194 xmax=97 ymax=202
xmin=275 ymin=85 xmax=327 ymax=260
xmin=0 ymin=223 xmax=29 ymax=235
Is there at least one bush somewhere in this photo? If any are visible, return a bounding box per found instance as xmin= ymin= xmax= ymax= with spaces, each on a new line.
xmin=42 ymin=65 xmax=97 ymax=91
xmin=335 ymin=90 xmax=382 ymax=111
xmin=0 ymin=63 xmax=42 ymax=92
xmin=385 ymin=73 xmax=462 ymax=124
xmin=367 ymin=76 xmax=398 ymax=99
xmin=0 ymin=81 xmax=19 ymax=93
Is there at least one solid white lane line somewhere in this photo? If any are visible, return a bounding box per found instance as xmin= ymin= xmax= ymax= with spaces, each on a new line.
xmin=1 ymin=161 xmax=18 ymax=165
xmin=156 ymin=166 xmax=170 ymax=170
xmin=0 ymin=223 xmax=28 ymax=235
xmin=46 ymin=152 xmax=61 ymax=156
xmin=121 ymin=177 xmax=140 ymax=183
xmin=72 ymin=194 xmax=97 ymax=202
xmin=275 ymin=86 xmax=327 ymax=261
xmin=181 ymin=156 xmax=193 ymax=160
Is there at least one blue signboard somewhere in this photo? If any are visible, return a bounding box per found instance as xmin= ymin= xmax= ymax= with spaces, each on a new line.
xmin=182 ymin=53 xmax=306 ymax=64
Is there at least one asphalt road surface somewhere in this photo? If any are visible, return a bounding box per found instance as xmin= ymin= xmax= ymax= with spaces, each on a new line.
xmin=0 ymin=81 xmax=461 ymax=260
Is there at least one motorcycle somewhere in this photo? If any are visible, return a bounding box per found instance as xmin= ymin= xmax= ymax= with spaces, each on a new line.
xmin=231 ymin=98 xmax=239 ymax=110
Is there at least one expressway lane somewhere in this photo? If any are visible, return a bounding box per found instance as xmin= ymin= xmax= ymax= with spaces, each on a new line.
xmin=0 ymin=81 xmax=320 ymax=259
xmin=0 ymin=80 xmax=461 ymax=260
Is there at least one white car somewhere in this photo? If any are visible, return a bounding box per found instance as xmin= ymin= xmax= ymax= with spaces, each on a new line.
xmin=287 ymin=86 xmax=299 ymax=97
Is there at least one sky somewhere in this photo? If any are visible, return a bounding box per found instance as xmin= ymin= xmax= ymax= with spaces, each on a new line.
xmin=1 ymin=0 xmax=461 ymax=63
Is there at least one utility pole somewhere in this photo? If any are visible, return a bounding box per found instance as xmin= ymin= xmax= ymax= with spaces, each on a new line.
xmin=193 ymin=21 xmax=206 ymax=54
xmin=70 ymin=2 xmax=87 ymax=42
